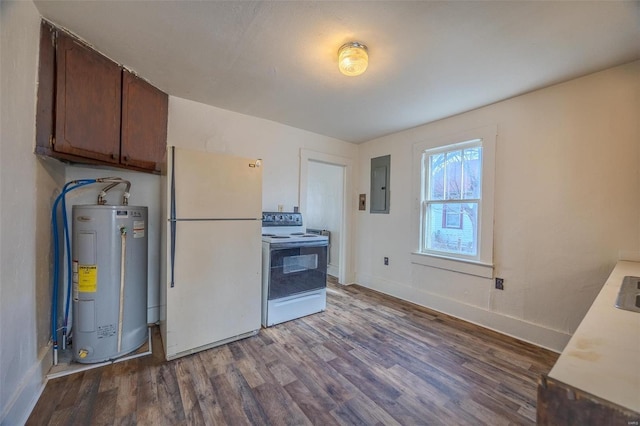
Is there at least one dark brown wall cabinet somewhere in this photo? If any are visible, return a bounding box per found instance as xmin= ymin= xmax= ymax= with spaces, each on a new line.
xmin=36 ymin=21 xmax=168 ymax=173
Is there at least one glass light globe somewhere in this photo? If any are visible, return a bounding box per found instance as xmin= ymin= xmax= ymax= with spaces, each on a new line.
xmin=338 ymin=42 xmax=368 ymax=77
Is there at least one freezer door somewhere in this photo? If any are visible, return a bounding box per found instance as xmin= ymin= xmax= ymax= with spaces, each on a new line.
xmin=169 ymin=146 xmax=262 ymax=219
xmin=164 ymin=220 xmax=261 ymax=359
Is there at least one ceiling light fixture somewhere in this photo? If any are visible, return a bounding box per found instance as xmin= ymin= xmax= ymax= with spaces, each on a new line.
xmin=338 ymin=42 xmax=368 ymax=77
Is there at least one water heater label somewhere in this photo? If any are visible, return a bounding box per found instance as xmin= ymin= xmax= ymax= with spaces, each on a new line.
xmin=78 ymin=265 xmax=98 ymax=292
xmin=116 ymin=210 xmax=128 ymax=219
xmin=133 ymin=220 xmax=145 ymax=239
xmin=97 ymin=324 xmax=116 ymax=339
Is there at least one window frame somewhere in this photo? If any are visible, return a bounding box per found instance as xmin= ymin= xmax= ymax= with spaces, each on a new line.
xmin=411 ymin=125 xmax=496 ymax=278
xmin=422 ymin=140 xmax=482 ymax=259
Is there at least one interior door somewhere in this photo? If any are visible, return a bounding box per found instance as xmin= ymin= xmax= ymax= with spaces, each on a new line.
xmin=164 ymin=220 xmax=261 ymax=359
xmin=370 ymin=155 xmax=390 ymax=214
xmin=170 ymin=147 xmax=262 ymax=219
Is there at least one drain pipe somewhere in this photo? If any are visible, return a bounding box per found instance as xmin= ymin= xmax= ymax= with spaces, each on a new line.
xmin=117 ymin=226 xmax=127 ymax=353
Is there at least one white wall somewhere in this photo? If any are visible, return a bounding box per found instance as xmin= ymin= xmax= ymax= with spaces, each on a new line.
xmin=355 ymin=61 xmax=640 ymax=352
xmin=167 ymin=96 xmax=358 ymax=214
xmin=0 ymin=2 xmax=64 ymax=423
xmin=306 ymin=161 xmax=344 ymax=276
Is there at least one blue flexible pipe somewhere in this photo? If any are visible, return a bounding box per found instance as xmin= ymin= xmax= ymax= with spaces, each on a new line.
xmin=50 ymin=201 xmax=60 ymax=351
xmin=50 ymin=180 xmax=96 ymax=353
xmin=61 ymin=180 xmax=96 ymax=337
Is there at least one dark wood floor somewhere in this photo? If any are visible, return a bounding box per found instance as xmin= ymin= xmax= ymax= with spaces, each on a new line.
xmin=28 ymin=280 xmax=558 ymax=425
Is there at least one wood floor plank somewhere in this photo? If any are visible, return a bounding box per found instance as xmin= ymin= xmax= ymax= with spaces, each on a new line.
xmin=135 ymin=362 xmax=158 ymax=411
xmin=113 ymin=412 xmax=137 ymax=426
xmin=174 ymin=356 xmax=206 ymax=425
xmin=222 ymin=364 xmax=269 ymax=425
xmin=29 ymin=282 xmax=558 ymax=425
xmin=190 ymin=354 xmax=229 ymax=424
xmin=197 ymin=343 xmax=235 ymax=377
xmin=47 ymin=405 xmax=75 ymax=426
xmin=89 ymin=388 xmax=118 ymax=426
xmin=53 ymin=367 xmax=85 ymax=412
xmin=154 ymin=362 xmax=186 ymax=423
xmin=135 ymin=403 xmax=164 ymax=426
xmin=331 ymin=396 xmax=401 ymax=426
xmin=468 ymin=389 xmax=535 ymax=425
xmin=252 ymin=382 xmax=312 ymax=425
xmin=384 ymin=364 xmax=451 ymax=406
xmin=68 ymin=369 xmax=102 ymax=425
xmin=209 ymin=372 xmax=252 ymax=426
xmin=281 ymin=344 xmax=361 ymax=406
xmin=267 ymin=361 xmax=297 ymax=386
xmin=115 ymin=359 xmax=139 ymax=420
xmin=25 ymin=370 xmax=73 ymax=424
xmin=234 ymin=358 xmax=265 ymax=389
xmin=327 ymin=351 xmax=401 ymax=408
xmin=283 ymin=379 xmax=340 ymax=426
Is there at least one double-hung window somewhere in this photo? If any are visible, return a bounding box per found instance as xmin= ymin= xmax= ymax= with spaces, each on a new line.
xmin=423 ymin=141 xmax=482 ymax=257
xmin=412 ymin=126 xmax=496 ymax=278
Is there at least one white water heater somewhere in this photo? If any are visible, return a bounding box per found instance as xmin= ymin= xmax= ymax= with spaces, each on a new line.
xmin=72 ymin=205 xmax=148 ymax=363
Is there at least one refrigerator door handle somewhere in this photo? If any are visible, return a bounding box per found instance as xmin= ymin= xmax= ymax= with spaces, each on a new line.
xmin=170 ymin=147 xmax=176 ymax=288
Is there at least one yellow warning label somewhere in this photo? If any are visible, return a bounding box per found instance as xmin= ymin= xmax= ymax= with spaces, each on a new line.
xmin=78 ymin=265 xmax=97 ymax=293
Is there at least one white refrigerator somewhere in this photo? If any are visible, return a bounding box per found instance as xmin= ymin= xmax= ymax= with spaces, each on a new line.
xmin=160 ymin=146 xmax=262 ymax=360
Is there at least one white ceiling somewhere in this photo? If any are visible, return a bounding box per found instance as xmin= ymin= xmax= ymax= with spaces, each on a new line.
xmin=34 ymin=1 xmax=640 ymax=143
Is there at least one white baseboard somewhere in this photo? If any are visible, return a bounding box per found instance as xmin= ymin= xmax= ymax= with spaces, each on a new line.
xmin=1 ymin=344 xmax=51 ymax=425
xmin=355 ymin=273 xmax=570 ymax=353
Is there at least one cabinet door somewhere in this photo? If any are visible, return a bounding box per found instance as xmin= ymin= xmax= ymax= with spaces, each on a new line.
xmin=55 ymin=31 xmax=122 ymax=163
xmin=121 ymin=71 xmax=168 ymax=172
xmin=36 ymin=21 xmax=56 ymax=153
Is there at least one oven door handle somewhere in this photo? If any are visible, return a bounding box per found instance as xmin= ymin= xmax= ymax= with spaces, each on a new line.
xmin=269 ymin=241 xmax=329 ymax=249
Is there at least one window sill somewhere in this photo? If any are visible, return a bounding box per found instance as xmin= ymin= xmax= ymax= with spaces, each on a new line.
xmin=411 ymin=252 xmax=494 ymax=279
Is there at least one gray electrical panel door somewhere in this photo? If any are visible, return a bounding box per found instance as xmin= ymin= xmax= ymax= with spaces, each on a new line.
xmin=370 ymin=155 xmax=390 ymax=214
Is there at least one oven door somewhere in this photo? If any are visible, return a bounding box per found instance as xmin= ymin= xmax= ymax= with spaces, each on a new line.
xmin=268 ymin=242 xmax=328 ymax=300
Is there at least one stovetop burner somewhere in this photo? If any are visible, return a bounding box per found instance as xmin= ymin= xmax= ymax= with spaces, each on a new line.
xmin=261 ymin=211 xmax=328 ymax=244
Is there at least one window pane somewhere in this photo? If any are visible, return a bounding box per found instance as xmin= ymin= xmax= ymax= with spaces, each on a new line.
xmin=445 ymin=150 xmax=462 ymax=200
xmin=462 ymin=147 xmax=482 ymax=199
xmin=429 ymin=153 xmax=445 ymax=200
xmin=443 ymin=204 xmax=462 ymax=229
xmin=426 ymin=202 xmax=478 ymax=256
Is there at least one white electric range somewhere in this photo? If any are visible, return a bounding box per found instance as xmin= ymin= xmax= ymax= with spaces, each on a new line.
xmin=261 ymin=212 xmax=329 ymax=327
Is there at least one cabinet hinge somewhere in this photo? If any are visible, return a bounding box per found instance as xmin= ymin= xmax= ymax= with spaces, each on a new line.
xmin=49 ymin=135 xmax=55 ymax=147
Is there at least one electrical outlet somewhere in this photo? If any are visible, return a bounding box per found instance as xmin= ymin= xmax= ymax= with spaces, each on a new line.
xmin=495 ymin=277 xmax=504 ymax=290
xmin=384 ymin=257 xmax=389 ymax=266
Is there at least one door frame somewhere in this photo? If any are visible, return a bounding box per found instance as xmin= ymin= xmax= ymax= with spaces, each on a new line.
xmin=299 ymin=149 xmax=354 ymax=285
